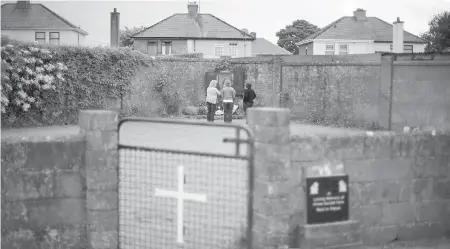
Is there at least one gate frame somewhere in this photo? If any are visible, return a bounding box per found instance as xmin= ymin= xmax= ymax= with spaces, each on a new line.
xmin=117 ymin=117 xmax=255 ymax=249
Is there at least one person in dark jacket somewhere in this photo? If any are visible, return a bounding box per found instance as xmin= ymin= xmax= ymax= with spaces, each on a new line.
xmin=243 ymin=83 xmax=256 ymax=115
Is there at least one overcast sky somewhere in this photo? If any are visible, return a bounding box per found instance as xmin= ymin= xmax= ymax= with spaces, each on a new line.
xmin=3 ymin=0 xmax=450 ymax=46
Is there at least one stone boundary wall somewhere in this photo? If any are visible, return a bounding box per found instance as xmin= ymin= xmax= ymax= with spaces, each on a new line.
xmin=247 ymin=107 xmax=450 ymax=248
xmin=1 ymin=110 xmax=119 ymax=249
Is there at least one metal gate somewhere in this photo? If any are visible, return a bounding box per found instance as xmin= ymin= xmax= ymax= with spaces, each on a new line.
xmin=117 ymin=118 xmax=254 ymax=249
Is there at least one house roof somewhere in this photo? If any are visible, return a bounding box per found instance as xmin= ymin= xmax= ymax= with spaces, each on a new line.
xmin=252 ymin=38 xmax=292 ymax=55
xmin=298 ymin=16 xmax=425 ymax=45
xmin=132 ymin=13 xmax=255 ymax=40
xmin=1 ymin=3 xmax=88 ymax=35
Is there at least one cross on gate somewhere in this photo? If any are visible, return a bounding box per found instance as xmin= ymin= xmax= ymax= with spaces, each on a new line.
xmin=154 ymin=165 xmax=208 ymax=244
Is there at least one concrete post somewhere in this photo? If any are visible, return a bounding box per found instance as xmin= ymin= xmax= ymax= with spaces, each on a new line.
xmin=79 ymin=110 xmax=119 ymax=249
xmin=247 ymin=107 xmax=291 ymax=248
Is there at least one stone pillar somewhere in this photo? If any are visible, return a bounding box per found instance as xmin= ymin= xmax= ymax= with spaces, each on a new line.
xmin=247 ymin=107 xmax=291 ymax=249
xmin=79 ymin=110 xmax=119 ymax=249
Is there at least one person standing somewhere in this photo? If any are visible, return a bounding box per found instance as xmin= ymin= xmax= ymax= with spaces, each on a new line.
xmin=243 ymin=83 xmax=256 ymax=115
xmin=221 ymin=79 xmax=236 ymax=123
xmin=205 ymin=80 xmax=221 ymax=122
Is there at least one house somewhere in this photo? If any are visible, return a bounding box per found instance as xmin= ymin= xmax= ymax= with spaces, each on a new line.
xmin=296 ymin=9 xmax=426 ymax=55
xmin=1 ymin=0 xmax=88 ymax=46
xmin=252 ymin=36 xmax=292 ymax=56
xmin=131 ymin=1 xmax=255 ymax=58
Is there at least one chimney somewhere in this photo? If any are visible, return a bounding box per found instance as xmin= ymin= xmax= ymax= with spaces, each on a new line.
xmin=353 ymin=8 xmax=367 ymax=21
xmin=392 ymin=17 xmax=404 ymax=53
xmin=16 ymin=1 xmax=30 ymax=9
xmin=110 ymin=8 xmax=120 ymax=47
xmin=250 ymin=32 xmax=256 ymax=38
xmin=187 ymin=1 xmax=198 ymax=18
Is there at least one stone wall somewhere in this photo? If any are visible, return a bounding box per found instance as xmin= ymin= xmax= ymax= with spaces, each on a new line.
xmin=248 ymin=107 xmax=450 ymax=248
xmin=1 ymin=130 xmax=87 ymax=248
xmin=1 ymin=110 xmax=119 ymax=249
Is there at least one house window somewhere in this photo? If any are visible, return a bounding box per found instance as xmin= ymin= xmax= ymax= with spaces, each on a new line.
xmin=35 ymin=32 xmax=46 ymax=44
xmin=339 ymin=44 xmax=348 ymax=55
xmin=162 ymin=42 xmax=172 ymax=55
xmin=215 ymin=46 xmax=224 ymax=57
xmin=229 ymin=43 xmax=238 ymax=57
xmin=49 ymin=32 xmax=60 ymax=45
xmin=390 ymin=44 xmax=414 ymax=53
xmin=404 ymin=45 xmax=413 ymax=53
xmin=147 ymin=41 xmax=157 ymax=56
xmin=325 ymin=44 xmax=335 ymax=55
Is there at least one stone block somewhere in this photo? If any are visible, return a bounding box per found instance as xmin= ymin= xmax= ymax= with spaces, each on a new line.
xmin=354 ymin=181 xmax=412 ymax=205
xmin=249 ymin=124 xmax=290 ymax=144
xmin=86 ymin=168 xmax=118 ymax=191
xmin=26 ymin=199 xmax=86 ymax=229
xmin=381 ymin=202 xmax=416 ymax=225
xmin=88 ymin=230 xmax=118 ymax=249
xmin=247 ymin=108 xmax=290 ymax=127
xmin=361 ymin=226 xmax=398 ymax=246
xmin=24 ymin=140 xmax=84 ymax=171
xmin=363 ymin=133 xmax=395 ymax=158
xmin=400 ymin=134 xmax=436 ymax=157
xmin=2 ymin=201 xmax=29 ymax=231
xmin=291 ymin=135 xmax=325 ymax=162
xmin=397 ymin=222 xmax=449 ymax=241
xmin=87 ymin=210 xmax=118 ymax=232
xmin=85 ymin=149 xmax=118 ymax=171
xmin=323 ymin=135 xmax=365 ymax=160
xmin=433 ymin=178 xmax=450 ymax=200
xmin=412 ymin=178 xmax=435 ymax=201
xmin=79 ymin=110 xmax=118 ymax=131
xmin=85 ymin=130 xmax=118 ymax=152
xmin=299 ymin=221 xmax=362 ymax=249
xmin=435 ymin=133 xmax=450 ymax=156
xmin=411 ymin=155 xmax=450 ymax=179
xmin=86 ymin=190 xmax=118 ymax=210
xmin=2 ymin=171 xmax=54 ymax=201
xmin=1 ymin=229 xmax=38 ymax=249
xmin=54 ymin=172 xmax=85 ymax=198
xmin=350 ymin=205 xmax=383 ymax=227
xmin=38 ymin=225 xmax=88 ymax=249
xmin=344 ymin=158 xmax=413 ymax=182
xmin=415 ymin=201 xmax=449 ymax=222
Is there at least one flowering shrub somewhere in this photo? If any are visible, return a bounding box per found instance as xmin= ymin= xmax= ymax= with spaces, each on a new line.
xmin=1 ymin=44 xmax=67 ymax=114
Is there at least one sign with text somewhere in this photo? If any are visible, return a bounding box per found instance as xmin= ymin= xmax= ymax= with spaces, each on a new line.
xmin=306 ymin=175 xmax=349 ymax=224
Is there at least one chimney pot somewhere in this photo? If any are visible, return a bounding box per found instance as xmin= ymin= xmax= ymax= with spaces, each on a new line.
xmin=187 ymin=1 xmax=198 ymax=18
xmin=353 ymin=8 xmax=367 ymax=21
xmin=114 ymin=8 xmax=117 ymax=12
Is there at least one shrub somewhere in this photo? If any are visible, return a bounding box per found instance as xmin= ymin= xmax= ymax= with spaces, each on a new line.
xmin=1 ymin=44 xmax=67 ymax=115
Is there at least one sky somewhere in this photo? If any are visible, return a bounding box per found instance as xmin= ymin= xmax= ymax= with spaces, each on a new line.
xmin=2 ymin=0 xmax=450 ymax=46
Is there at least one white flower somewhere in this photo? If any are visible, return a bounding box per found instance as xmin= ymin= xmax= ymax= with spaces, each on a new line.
xmin=17 ymin=90 xmax=27 ymax=99
xmin=42 ymin=84 xmax=50 ymax=90
xmin=6 ymin=44 xmax=14 ymax=48
xmin=22 ymin=103 xmax=31 ymax=111
xmin=29 ymin=47 xmax=39 ymax=52
xmin=36 ymin=59 xmax=43 ymax=64
xmin=28 ymin=96 xmax=35 ymax=103
xmin=36 ymin=67 xmax=44 ymax=73
xmin=2 ymin=75 xmax=10 ymax=81
xmin=23 ymin=51 xmax=31 ymax=56
xmin=25 ymin=67 xmax=33 ymax=75
xmin=56 ymin=73 xmax=63 ymax=80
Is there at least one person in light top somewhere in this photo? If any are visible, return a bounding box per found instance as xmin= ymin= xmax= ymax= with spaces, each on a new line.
xmin=220 ymin=79 xmax=236 ymax=123
xmin=205 ymin=80 xmax=221 ymax=122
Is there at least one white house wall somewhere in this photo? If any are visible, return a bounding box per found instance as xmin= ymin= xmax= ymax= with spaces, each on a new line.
xmin=1 ymin=29 xmax=85 ymax=46
xmin=194 ymin=40 xmax=253 ymax=58
xmin=312 ymin=40 xmax=426 ymax=55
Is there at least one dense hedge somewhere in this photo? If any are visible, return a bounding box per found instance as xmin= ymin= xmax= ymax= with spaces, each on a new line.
xmin=1 ymin=39 xmax=153 ymax=127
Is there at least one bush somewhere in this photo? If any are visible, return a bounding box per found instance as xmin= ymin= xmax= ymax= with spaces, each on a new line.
xmin=1 ymin=41 xmax=152 ymax=127
xmin=1 ymin=44 xmax=67 ymax=115
xmin=182 ymin=106 xmax=198 ymax=115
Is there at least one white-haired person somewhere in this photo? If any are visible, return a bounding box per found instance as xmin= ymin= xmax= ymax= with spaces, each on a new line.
xmin=220 ymin=79 xmax=236 ymax=123
xmin=205 ymin=80 xmax=221 ymax=122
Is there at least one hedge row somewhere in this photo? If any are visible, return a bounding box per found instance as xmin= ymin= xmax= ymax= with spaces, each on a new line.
xmin=1 ymin=39 xmax=154 ymax=128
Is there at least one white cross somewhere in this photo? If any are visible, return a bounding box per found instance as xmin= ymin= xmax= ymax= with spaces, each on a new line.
xmin=154 ymin=165 xmax=207 ymax=244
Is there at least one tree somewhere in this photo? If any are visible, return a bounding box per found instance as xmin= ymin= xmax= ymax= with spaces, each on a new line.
xmin=276 ymin=20 xmax=320 ymax=55
xmin=119 ymin=26 xmax=147 ymax=47
xmin=420 ymin=11 xmax=450 ymax=52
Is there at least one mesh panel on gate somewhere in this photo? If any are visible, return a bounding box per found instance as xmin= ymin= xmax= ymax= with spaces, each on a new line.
xmin=119 ymin=148 xmax=249 ymax=249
